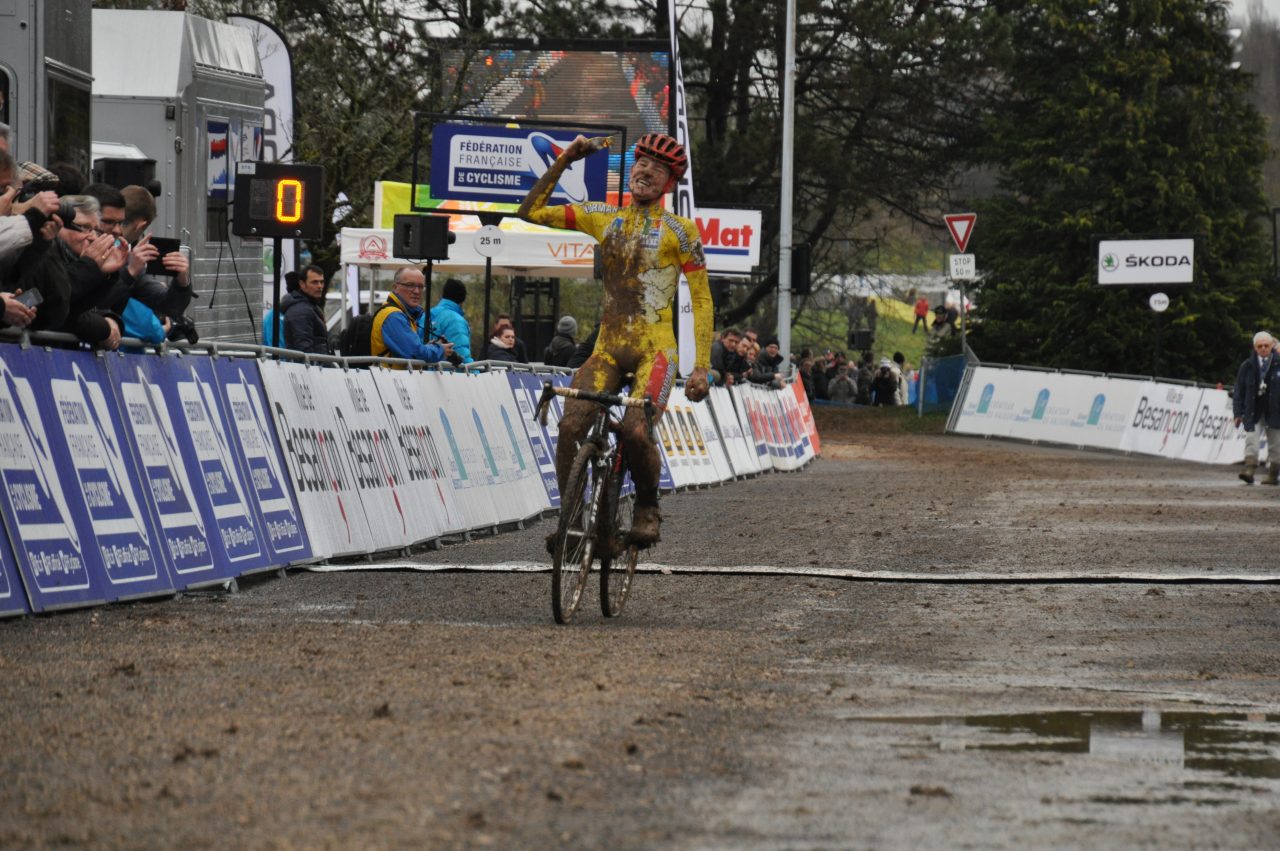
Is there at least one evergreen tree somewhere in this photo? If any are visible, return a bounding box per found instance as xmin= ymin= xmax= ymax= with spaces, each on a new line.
xmin=968 ymin=0 xmax=1275 ymax=382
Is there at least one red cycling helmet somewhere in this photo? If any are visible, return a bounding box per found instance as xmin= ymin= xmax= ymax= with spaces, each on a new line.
xmin=633 ymin=133 xmax=688 ymax=182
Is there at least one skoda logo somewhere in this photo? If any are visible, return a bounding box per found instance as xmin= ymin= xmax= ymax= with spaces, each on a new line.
xmin=1101 ymin=253 xmax=1119 ymax=272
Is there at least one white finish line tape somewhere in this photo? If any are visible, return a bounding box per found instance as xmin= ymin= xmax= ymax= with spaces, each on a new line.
xmin=304 ymin=562 xmax=1280 ymax=583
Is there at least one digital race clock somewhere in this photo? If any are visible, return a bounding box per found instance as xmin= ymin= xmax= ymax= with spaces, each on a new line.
xmin=231 ymin=162 xmax=325 ymax=240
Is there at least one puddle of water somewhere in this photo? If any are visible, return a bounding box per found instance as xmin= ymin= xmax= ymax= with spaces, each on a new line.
xmin=858 ymin=710 xmax=1280 ymax=802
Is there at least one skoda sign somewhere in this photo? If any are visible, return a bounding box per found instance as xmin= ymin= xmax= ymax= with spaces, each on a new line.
xmin=1097 ymin=237 xmax=1195 ymax=286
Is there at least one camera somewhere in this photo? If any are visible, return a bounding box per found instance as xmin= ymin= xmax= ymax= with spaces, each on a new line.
xmin=166 ymin=315 xmax=199 ymax=345
xmin=16 ymin=179 xmax=77 ymax=225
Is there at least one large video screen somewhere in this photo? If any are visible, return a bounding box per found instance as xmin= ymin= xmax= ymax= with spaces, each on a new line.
xmin=439 ymin=42 xmax=672 ymax=144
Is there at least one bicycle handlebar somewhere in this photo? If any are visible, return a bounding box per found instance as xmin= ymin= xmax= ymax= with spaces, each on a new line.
xmin=536 ymin=382 xmax=656 ymax=428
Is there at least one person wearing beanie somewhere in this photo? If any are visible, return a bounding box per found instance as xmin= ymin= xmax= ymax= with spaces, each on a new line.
xmin=544 ymin=314 xmax=578 ymax=367
xmin=429 ymin=277 xmax=473 ymax=363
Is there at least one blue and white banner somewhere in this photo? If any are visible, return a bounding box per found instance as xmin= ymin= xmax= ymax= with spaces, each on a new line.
xmin=212 ymin=358 xmax=312 ymax=565
xmin=106 ymin=356 xmax=229 ymax=588
xmin=0 ymin=348 xmax=105 ymax=610
xmin=505 ymin=372 xmax=565 ymax=508
xmin=0 ymin=522 xmax=28 ymax=617
xmin=47 ymin=350 xmax=172 ymax=602
xmin=430 ymin=124 xmax=610 ymax=205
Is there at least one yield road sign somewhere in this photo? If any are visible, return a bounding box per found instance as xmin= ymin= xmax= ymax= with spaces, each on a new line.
xmin=944 ymin=213 xmax=977 ymax=253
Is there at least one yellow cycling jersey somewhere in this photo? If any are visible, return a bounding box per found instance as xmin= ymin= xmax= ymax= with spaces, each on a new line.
xmin=523 ymin=199 xmax=714 ymax=371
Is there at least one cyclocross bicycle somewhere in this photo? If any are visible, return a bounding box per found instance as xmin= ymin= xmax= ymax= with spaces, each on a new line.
xmin=537 ymin=381 xmax=657 ymax=624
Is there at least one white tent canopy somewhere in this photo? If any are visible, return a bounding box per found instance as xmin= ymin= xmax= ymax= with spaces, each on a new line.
xmin=340 ymin=217 xmax=598 ymax=279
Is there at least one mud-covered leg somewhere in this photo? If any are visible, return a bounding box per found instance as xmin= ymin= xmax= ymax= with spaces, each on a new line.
xmin=622 ymin=407 xmax=663 ymax=547
xmin=547 ymin=355 xmax=621 ymax=553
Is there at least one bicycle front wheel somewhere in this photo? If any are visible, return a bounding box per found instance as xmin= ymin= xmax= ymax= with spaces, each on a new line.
xmin=600 ymin=468 xmax=640 ymax=618
xmin=552 ymin=442 xmax=602 ymax=624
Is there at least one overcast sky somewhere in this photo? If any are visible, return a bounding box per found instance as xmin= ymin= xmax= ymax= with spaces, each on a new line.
xmin=1233 ymin=0 xmax=1280 ymax=24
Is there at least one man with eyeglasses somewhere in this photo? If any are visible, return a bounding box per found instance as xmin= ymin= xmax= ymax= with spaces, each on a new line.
xmin=84 ymin=183 xmax=192 ymax=325
xmin=33 ymin=194 xmax=130 ymax=350
xmin=370 ymin=266 xmax=454 ymax=366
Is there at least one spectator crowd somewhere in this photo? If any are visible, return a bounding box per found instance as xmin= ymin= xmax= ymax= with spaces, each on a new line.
xmin=0 ymin=122 xmax=193 ymax=351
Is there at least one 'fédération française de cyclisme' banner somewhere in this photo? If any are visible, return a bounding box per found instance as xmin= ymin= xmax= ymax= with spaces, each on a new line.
xmin=950 ymin=365 xmax=1246 ymax=463
xmin=429 ymin=123 xmax=611 ymax=206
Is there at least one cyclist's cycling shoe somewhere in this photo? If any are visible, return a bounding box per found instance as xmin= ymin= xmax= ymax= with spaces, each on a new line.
xmin=629 ymin=505 xmax=662 ymax=548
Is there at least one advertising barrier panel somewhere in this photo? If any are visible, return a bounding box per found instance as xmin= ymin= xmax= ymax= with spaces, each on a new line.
xmin=213 ymin=358 xmax=312 ymax=565
xmin=505 ymin=371 xmax=565 ymax=508
xmin=791 ymin=379 xmax=821 ymax=457
xmin=48 ymin=349 xmax=172 ymax=602
xmin=707 ymin=386 xmax=753 ymax=477
xmin=733 ymin=384 xmax=770 ymax=468
xmin=686 ymin=392 xmax=734 ymax=483
xmin=258 ymin=360 xmax=375 ymax=558
xmin=1179 ymin=387 xmax=1247 ymax=464
xmin=325 ymin=368 xmax=423 ymax=551
xmin=367 ymin=368 xmax=465 ymax=540
xmin=431 ymin=372 xmax=503 ymax=531
xmin=949 ymin=365 xmax=1243 ymax=465
xmin=469 ymin=372 xmax=551 ymax=522
xmin=107 ymin=356 xmax=233 ymax=588
xmin=0 ymin=348 xmax=106 ymax=610
xmin=0 ymin=522 xmax=29 ymax=617
xmin=1120 ymin=381 xmax=1201 ymax=459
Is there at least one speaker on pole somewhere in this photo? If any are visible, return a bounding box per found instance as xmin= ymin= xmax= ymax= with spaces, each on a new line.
xmin=791 ymin=243 xmax=811 ymax=295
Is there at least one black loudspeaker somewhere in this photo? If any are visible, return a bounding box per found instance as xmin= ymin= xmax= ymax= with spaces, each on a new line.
xmin=91 ymin=157 xmax=157 ymax=191
xmin=850 ymin=329 xmax=873 ymax=350
xmin=393 ymin=213 xmax=454 ymax=260
xmin=791 ymin=244 xmax=811 ymax=295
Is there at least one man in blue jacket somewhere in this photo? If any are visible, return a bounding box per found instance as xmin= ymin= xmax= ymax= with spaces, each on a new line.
xmin=430 ymin=278 xmax=473 ymax=364
xmin=1233 ymin=330 xmax=1280 ymax=484
xmin=371 ymin=267 xmax=453 ymax=366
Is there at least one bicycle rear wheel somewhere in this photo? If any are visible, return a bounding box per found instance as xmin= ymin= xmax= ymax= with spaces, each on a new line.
xmin=600 ymin=467 xmax=640 ymax=618
xmin=552 ymin=442 xmax=602 ymax=624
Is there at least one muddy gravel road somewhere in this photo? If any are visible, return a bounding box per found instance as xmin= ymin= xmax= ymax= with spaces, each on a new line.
xmin=2 ymin=424 xmax=1278 ymax=850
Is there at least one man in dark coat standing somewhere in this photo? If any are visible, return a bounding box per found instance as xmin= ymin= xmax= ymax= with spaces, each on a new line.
xmin=281 ymin=264 xmax=331 ymax=354
xmin=1233 ymin=330 xmax=1280 ymax=484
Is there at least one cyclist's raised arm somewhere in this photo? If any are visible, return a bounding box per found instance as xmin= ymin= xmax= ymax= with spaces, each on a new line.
xmin=518 ymin=135 xmax=603 ymax=230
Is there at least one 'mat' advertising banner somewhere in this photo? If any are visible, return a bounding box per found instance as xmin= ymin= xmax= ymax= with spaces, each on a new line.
xmin=694 ymin=208 xmax=762 ymax=275
xmin=430 ymin=123 xmax=610 ymax=206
